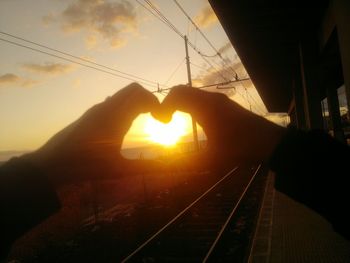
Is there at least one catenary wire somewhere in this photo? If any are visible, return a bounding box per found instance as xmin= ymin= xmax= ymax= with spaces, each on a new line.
xmin=0 ymin=37 xmax=160 ymax=89
xmin=163 ymin=57 xmax=186 ymax=86
xmin=0 ymin=30 xmax=167 ymax=88
xmin=173 ymin=0 xmax=239 ymax=78
xmin=2 ymin=4 xmax=260 ymax=112
xmin=137 ymin=0 xmax=226 ymax=78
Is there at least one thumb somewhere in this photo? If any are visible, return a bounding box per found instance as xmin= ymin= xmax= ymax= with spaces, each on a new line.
xmin=152 ymin=85 xmax=226 ymax=124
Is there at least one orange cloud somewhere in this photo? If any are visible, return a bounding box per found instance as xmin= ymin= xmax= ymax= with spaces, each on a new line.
xmin=42 ymin=12 xmax=56 ymax=26
xmin=0 ymin=73 xmax=20 ymax=84
xmin=0 ymin=73 xmax=38 ymax=87
xmin=22 ymin=62 xmax=74 ymax=75
xmin=44 ymin=0 xmax=137 ymax=48
xmin=194 ymin=5 xmax=218 ymax=29
xmin=218 ymin=42 xmax=233 ymax=54
xmin=191 ymin=56 xmax=250 ymax=99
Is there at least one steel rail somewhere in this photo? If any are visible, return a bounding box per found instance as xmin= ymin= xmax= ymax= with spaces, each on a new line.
xmin=202 ymin=163 xmax=262 ymax=262
xmin=121 ymin=166 xmax=239 ymax=262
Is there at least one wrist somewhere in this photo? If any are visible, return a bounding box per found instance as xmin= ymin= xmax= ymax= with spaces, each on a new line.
xmin=0 ymin=157 xmax=61 ymax=249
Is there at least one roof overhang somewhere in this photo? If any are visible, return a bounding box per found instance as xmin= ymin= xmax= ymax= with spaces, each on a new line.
xmin=209 ymin=0 xmax=329 ymax=112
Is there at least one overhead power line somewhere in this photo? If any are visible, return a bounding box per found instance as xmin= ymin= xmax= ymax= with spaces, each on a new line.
xmin=163 ymin=57 xmax=186 ymax=85
xmin=198 ymin=78 xmax=250 ymax=89
xmin=1 ymin=6 xmax=260 ymax=114
xmin=173 ymin=0 xmax=218 ymax=55
xmin=1 ymin=35 xmax=264 ymax=115
xmin=178 ymin=0 xmax=263 ymax=114
xmin=0 ymin=32 xmax=233 ymax=98
xmin=142 ymin=0 xmax=184 ymax=39
xmin=136 ymin=0 xmax=227 ymax=81
xmin=140 ymin=0 xmax=216 ymax=57
xmin=135 ymin=0 xmax=166 ymax=25
xmin=135 ymin=0 xmax=261 ymax=112
xmin=172 ymin=0 xmax=239 ymax=79
xmin=153 ymin=78 xmax=248 ymax=94
xmin=0 ymin=31 xmax=167 ymax=88
xmin=190 ymin=61 xmax=208 ymax=72
xmin=241 ymin=79 xmax=267 ymax=114
xmin=0 ymin=37 xmax=164 ymax=89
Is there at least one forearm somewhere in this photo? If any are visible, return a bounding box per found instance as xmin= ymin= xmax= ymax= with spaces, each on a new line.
xmin=269 ymin=127 xmax=350 ymax=239
xmin=0 ymin=157 xmax=60 ymax=258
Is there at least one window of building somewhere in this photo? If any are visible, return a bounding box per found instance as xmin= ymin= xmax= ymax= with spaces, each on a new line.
xmin=337 ymin=85 xmax=350 ymax=143
xmin=321 ymin=98 xmax=330 ymax=131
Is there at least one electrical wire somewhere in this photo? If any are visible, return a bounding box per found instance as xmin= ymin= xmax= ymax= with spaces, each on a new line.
xmin=172 ymin=0 xmax=239 ymax=78
xmin=143 ymin=0 xmax=184 ymax=39
xmin=198 ymin=78 xmax=250 ymax=89
xmin=0 ymin=33 xmax=240 ymax=101
xmin=1 ymin=3 xmax=260 ymax=113
xmin=0 ymin=31 xmax=168 ymax=88
xmin=136 ymin=0 xmax=224 ymax=75
xmin=0 ymin=37 xmax=160 ymax=89
xmin=135 ymin=0 xmax=166 ymax=24
xmin=163 ymin=57 xmax=186 ymax=86
xmin=241 ymin=78 xmax=267 ymax=114
xmin=154 ymin=78 xmax=248 ymax=94
xmin=173 ymin=0 xmax=218 ymax=56
xmin=190 ymin=61 xmax=208 ymax=71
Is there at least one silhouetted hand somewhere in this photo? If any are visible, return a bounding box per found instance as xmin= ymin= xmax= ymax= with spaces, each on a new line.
xmin=153 ymin=85 xmax=286 ymax=167
xmin=25 ymin=83 xmax=162 ymax=186
xmin=0 ymin=83 xmax=166 ymax=255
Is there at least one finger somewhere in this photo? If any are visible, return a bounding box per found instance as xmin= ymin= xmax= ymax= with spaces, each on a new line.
xmin=102 ymin=82 xmax=160 ymax=121
xmin=152 ymin=85 xmax=264 ymax=159
xmin=153 ymin=85 xmax=233 ymax=123
xmin=153 ymin=85 xmax=236 ymax=145
xmin=36 ymin=83 xmax=160 ymax=161
xmin=77 ymin=83 xmax=160 ymax=143
xmin=151 ymin=85 xmax=187 ymax=123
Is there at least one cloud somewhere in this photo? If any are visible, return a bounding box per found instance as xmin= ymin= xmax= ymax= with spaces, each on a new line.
xmin=22 ymin=62 xmax=74 ymax=75
xmin=85 ymin=34 xmax=98 ymax=49
xmin=72 ymin=78 xmax=81 ymax=89
xmin=0 ymin=73 xmax=20 ymax=84
xmin=44 ymin=0 xmax=137 ymax=48
xmin=193 ymin=65 xmax=237 ymax=97
xmin=194 ymin=5 xmax=218 ymax=28
xmin=218 ymin=42 xmax=233 ymax=54
xmin=192 ymin=57 xmax=252 ymax=100
xmin=21 ymin=79 xmax=39 ymax=87
xmin=194 ymin=61 xmax=244 ymax=86
xmin=42 ymin=12 xmax=56 ymax=26
xmin=0 ymin=73 xmax=38 ymax=87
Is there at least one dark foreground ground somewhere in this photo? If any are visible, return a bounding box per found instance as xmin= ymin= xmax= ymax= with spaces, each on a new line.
xmin=6 ymin=162 xmax=265 ymax=262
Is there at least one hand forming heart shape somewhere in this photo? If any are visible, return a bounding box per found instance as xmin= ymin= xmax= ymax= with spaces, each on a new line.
xmin=24 ymin=83 xmax=162 ymax=185
xmin=3 ymin=85 xmax=349 ymax=256
xmin=22 ymin=83 xmax=285 ymax=187
xmin=0 ymin=83 xmax=287 ymax=257
xmin=153 ymin=85 xmax=285 ymax=164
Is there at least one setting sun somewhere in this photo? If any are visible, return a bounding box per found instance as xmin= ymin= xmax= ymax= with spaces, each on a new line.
xmin=144 ymin=112 xmax=188 ymax=146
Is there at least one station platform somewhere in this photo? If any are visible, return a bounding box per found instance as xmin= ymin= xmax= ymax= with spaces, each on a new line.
xmin=249 ymin=172 xmax=350 ymax=263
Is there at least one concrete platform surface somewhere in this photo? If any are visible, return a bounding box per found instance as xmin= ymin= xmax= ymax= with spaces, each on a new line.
xmin=249 ymin=173 xmax=350 ymax=263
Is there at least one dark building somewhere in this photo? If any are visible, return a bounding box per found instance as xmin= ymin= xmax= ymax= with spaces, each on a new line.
xmin=209 ymin=0 xmax=350 ymax=144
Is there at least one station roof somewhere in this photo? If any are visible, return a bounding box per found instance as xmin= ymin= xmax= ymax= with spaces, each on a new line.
xmin=209 ymin=0 xmax=329 ymax=112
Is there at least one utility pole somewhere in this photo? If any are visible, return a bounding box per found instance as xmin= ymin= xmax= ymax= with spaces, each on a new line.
xmin=184 ymin=35 xmax=200 ymax=151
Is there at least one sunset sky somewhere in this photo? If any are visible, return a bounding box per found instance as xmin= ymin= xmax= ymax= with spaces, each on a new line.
xmin=0 ymin=0 xmax=287 ymax=159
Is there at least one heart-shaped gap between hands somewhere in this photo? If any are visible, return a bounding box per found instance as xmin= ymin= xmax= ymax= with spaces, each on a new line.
xmin=121 ymin=111 xmax=205 ymax=160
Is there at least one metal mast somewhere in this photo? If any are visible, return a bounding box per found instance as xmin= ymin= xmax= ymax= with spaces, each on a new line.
xmin=184 ymin=35 xmax=200 ymax=151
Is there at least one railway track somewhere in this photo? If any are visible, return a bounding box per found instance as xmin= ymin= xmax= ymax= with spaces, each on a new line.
xmin=121 ymin=163 xmax=266 ymax=262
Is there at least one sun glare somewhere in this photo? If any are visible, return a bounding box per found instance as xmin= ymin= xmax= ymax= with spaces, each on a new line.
xmin=144 ymin=112 xmax=188 ymax=146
